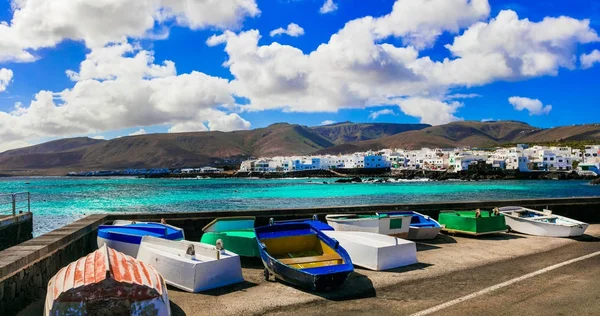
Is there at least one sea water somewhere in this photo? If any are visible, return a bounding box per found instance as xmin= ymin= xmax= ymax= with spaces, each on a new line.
xmin=0 ymin=177 xmax=598 ymax=236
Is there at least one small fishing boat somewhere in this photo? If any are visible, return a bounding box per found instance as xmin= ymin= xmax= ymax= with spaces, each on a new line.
xmin=45 ymin=244 xmax=170 ymax=316
xmin=255 ymin=222 xmax=353 ymax=291
xmin=136 ymin=236 xmax=244 ymax=292
xmin=438 ymin=209 xmax=507 ymax=236
xmin=377 ymin=211 xmax=441 ymax=240
xmin=200 ymin=217 xmax=260 ymax=257
xmin=269 ymin=215 xmax=334 ymax=231
xmin=325 ymin=213 xmax=412 ymax=237
xmin=323 ymin=231 xmax=417 ymax=270
xmin=97 ymin=222 xmax=184 ymax=257
xmin=498 ymin=206 xmax=589 ymax=237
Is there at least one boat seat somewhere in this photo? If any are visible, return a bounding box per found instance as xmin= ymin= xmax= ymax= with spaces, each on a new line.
xmin=279 ymin=253 xmax=342 ymax=265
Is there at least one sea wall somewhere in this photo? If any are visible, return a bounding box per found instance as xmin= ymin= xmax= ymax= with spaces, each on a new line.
xmin=1 ymin=196 xmax=600 ymax=315
xmin=0 ymin=213 xmax=33 ymax=251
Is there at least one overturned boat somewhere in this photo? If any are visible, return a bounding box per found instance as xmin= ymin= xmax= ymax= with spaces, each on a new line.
xmin=45 ymin=245 xmax=170 ymax=316
xmin=97 ymin=222 xmax=184 ymax=257
xmin=325 ymin=213 xmax=412 ymax=237
xmin=200 ymin=216 xmax=260 ymax=257
xmin=255 ymin=221 xmax=353 ymax=291
xmin=136 ymin=236 xmax=244 ymax=292
xmin=438 ymin=209 xmax=506 ymax=236
xmin=499 ymin=206 xmax=588 ymax=237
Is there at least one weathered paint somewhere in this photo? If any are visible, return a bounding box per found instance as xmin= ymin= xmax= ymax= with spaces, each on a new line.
xmin=45 ymin=244 xmax=170 ymax=316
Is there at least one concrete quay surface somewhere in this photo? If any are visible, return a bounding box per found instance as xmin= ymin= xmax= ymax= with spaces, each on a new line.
xmin=22 ymin=225 xmax=600 ymax=315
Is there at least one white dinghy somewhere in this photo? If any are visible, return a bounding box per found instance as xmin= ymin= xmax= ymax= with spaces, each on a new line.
xmin=323 ymin=231 xmax=417 ymax=270
xmin=325 ymin=213 xmax=412 ymax=237
xmin=136 ymin=236 xmax=244 ymax=292
xmin=499 ymin=206 xmax=589 ymax=237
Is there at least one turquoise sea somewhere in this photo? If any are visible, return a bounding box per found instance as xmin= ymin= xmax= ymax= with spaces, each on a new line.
xmin=0 ymin=177 xmax=599 ymax=236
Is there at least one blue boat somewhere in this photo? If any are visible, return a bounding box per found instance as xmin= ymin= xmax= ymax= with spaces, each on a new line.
xmin=377 ymin=211 xmax=441 ymax=240
xmin=255 ymin=221 xmax=353 ymax=291
xmin=268 ymin=215 xmax=334 ymax=231
xmin=97 ymin=222 xmax=185 ymax=257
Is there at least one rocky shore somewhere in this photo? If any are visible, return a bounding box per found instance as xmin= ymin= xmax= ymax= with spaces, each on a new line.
xmin=147 ymin=168 xmax=598 ymax=181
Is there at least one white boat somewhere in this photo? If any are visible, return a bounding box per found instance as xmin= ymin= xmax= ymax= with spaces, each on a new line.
xmin=499 ymin=206 xmax=589 ymax=237
xmin=325 ymin=213 xmax=412 ymax=237
xmin=97 ymin=222 xmax=184 ymax=257
xmin=323 ymin=231 xmax=417 ymax=270
xmin=45 ymin=245 xmax=170 ymax=316
xmin=377 ymin=211 xmax=442 ymax=240
xmin=136 ymin=236 xmax=244 ymax=292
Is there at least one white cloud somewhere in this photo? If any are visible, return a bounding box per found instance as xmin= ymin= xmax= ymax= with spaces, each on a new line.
xmin=91 ymin=135 xmax=106 ymax=140
xmin=270 ymin=23 xmax=305 ymax=37
xmin=445 ymin=93 xmax=481 ymax=100
xmin=320 ymin=120 xmax=336 ymax=125
xmin=395 ymin=97 xmax=462 ymax=125
xmin=0 ymin=0 xmax=260 ymax=62
xmin=0 ymin=140 xmax=31 ymax=153
xmin=373 ymin=0 xmax=491 ymax=49
xmin=508 ymin=96 xmax=552 ymax=115
xmin=0 ymin=68 xmax=13 ymax=93
xmin=0 ymin=43 xmax=250 ymax=145
xmin=368 ymin=109 xmax=397 ymax=120
xmin=319 ymin=0 xmax=338 ymax=14
xmin=581 ymin=50 xmax=600 ymax=69
xmin=129 ymin=129 xmax=147 ymax=136
xmin=481 ymin=118 xmax=495 ymax=122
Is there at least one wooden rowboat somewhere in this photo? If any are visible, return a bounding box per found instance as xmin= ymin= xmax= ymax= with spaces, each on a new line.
xmin=499 ymin=206 xmax=589 ymax=237
xmin=45 ymin=244 xmax=170 ymax=316
xmin=255 ymin=222 xmax=353 ymax=291
xmin=137 ymin=236 xmax=244 ymax=292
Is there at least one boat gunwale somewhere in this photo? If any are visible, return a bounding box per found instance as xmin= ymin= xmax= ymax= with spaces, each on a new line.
xmin=499 ymin=206 xmax=588 ymax=227
xmin=202 ymin=216 xmax=256 ymax=232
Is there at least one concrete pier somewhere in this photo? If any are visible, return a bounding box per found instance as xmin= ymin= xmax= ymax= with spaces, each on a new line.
xmin=0 ymin=196 xmax=599 ymax=315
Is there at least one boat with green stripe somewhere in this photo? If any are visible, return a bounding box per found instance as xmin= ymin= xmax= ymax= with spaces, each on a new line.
xmin=325 ymin=213 xmax=411 ymax=237
xmin=200 ymin=217 xmax=260 ymax=257
xmin=438 ymin=209 xmax=507 ymax=236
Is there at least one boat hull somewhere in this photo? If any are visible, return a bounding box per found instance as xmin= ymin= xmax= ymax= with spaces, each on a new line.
xmin=201 ymin=231 xmax=260 ymax=257
xmin=378 ymin=211 xmax=441 ymax=240
xmin=439 ymin=211 xmax=506 ymax=235
xmin=137 ymin=237 xmax=243 ymax=292
xmin=97 ymin=236 xmax=141 ymax=258
xmin=323 ymin=231 xmax=417 ymax=270
xmin=97 ymin=223 xmax=185 ymax=257
xmin=407 ymin=226 xmax=441 ymax=240
xmin=326 ymin=214 xmax=411 ymax=237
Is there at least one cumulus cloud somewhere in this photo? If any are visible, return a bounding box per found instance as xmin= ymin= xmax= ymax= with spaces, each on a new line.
xmin=395 ymin=97 xmax=462 ymax=125
xmin=509 ymin=96 xmax=552 ymax=115
xmin=129 ymin=129 xmax=147 ymax=136
xmin=270 ymin=23 xmax=305 ymax=37
xmin=581 ymin=50 xmax=600 ymax=69
xmin=368 ymin=109 xmax=397 ymax=120
xmin=319 ymin=0 xmax=338 ymax=14
xmin=0 ymin=0 xmax=260 ymax=61
xmin=445 ymin=93 xmax=481 ymax=100
xmin=0 ymin=43 xmax=250 ymax=147
xmin=91 ymin=135 xmax=106 ymax=140
xmin=320 ymin=120 xmax=336 ymax=125
xmin=0 ymin=68 xmax=13 ymax=93
xmin=481 ymin=118 xmax=495 ymax=122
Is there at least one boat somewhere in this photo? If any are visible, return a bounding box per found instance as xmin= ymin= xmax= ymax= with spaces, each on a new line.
xmin=438 ymin=209 xmax=507 ymax=236
xmin=322 ymin=231 xmax=417 ymax=270
xmin=45 ymin=244 xmax=170 ymax=316
xmin=255 ymin=221 xmax=354 ymax=291
xmin=200 ymin=216 xmax=260 ymax=257
xmin=136 ymin=236 xmax=244 ymax=292
xmin=498 ymin=206 xmax=589 ymax=237
xmin=269 ymin=216 xmax=417 ymax=270
xmin=325 ymin=213 xmax=412 ymax=237
xmin=377 ymin=211 xmax=441 ymax=240
xmin=97 ymin=222 xmax=184 ymax=257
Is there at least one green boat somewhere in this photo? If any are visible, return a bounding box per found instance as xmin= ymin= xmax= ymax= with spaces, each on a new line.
xmin=438 ymin=210 xmax=507 ymax=236
xmin=200 ymin=216 xmax=260 ymax=257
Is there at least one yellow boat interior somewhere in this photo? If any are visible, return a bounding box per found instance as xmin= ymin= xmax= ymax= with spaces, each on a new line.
xmin=261 ymin=234 xmax=344 ymax=269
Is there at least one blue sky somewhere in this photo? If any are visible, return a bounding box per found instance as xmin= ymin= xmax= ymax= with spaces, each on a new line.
xmin=0 ymin=0 xmax=599 ymax=151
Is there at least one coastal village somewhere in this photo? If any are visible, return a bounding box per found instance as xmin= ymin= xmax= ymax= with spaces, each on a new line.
xmin=239 ymin=144 xmax=600 ymax=175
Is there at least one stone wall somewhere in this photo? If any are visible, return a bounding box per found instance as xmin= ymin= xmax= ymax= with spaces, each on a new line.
xmin=0 ymin=213 xmax=33 ymax=251
xmin=0 ymin=215 xmax=105 ymax=316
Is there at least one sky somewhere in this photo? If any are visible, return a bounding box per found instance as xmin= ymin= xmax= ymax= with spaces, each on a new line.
xmin=0 ymin=0 xmax=599 ymax=151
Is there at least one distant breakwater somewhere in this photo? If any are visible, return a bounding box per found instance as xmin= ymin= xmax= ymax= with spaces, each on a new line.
xmin=145 ymin=168 xmax=597 ymax=181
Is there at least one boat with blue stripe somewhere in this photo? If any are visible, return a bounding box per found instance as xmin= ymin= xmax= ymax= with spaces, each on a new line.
xmin=376 ymin=211 xmax=441 ymax=240
xmin=97 ymin=221 xmax=184 ymax=257
xmin=255 ymin=221 xmax=353 ymax=291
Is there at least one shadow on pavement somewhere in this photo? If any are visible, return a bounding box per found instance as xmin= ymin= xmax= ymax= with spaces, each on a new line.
xmin=170 ymin=300 xmax=186 ymax=316
xmin=240 ymin=256 xmax=265 ymax=269
xmin=418 ymin=234 xmax=457 ymax=245
xmin=168 ymin=280 xmax=259 ymax=297
xmin=278 ymin=271 xmax=376 ymax=302
xmin=415 ymin=243 xmax=440 ymax=252
xmin=380 ymin=262 xmax=434 ymax=274
xmin=571 ymin=234 xmax=600 ymax=242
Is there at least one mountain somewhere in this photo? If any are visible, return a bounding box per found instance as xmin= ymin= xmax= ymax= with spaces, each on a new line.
xmin=2 ymin=121 xmax=600 ymax=175
xmin=310 ymin=122 xmax=430 ymax=144
xmin=317 ymin=121 xmax=600 ymax=153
